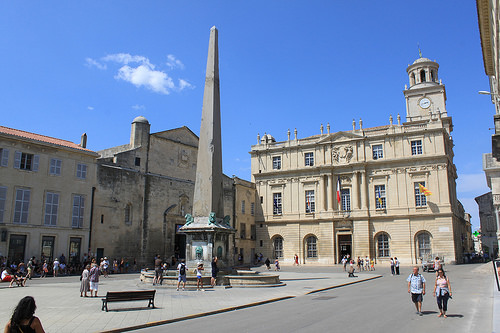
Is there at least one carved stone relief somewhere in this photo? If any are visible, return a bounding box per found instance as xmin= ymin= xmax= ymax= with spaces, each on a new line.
xmin=332 ymin=145 xmax=354 ymax=164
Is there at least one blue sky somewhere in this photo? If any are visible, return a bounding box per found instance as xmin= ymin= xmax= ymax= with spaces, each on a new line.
xmin=0 ymin=1 xmax=492 ymax=230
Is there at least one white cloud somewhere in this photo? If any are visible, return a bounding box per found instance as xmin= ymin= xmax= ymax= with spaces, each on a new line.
xmin=85 ymin=58 xmax=106 ymax=70
xmin=86 ymin=53 xmax=191 ymax=95
xmin=132 ymin=104 xmax=145 ymax=110
xmin=457 ymin=173 xmax=489 ymax=194
xmin=166 ymin=54 xmax=184 ymax=69
xmin=87 ymin=106 xmax=94 ymax=111
xmin=178 ymin=79 xmax=194 ymax=91
xmin=116 ymin=64 xmax=174 ymax=94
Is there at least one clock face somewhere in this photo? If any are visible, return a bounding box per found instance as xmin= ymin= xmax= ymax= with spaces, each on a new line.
xmin=419 ymin=98 xmax=431 ymax=109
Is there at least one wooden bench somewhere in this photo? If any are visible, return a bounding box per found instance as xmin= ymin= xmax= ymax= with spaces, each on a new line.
xmin=101 ymin=290 xmax=156 ymax=312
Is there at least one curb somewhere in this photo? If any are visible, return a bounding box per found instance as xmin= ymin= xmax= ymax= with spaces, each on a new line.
xmin=305 ymin=275 xmax=382 ymax=295
xmin=99 ymin=295 xmax=296 ymax=333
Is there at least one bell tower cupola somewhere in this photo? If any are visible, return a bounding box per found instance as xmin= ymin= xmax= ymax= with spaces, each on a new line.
xmin=404 ymin=55 xmax=447 ymax=122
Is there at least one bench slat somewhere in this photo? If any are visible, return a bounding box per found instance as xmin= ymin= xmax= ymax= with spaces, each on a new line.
xmin=101 ymin=290 xmax=156 ymax=312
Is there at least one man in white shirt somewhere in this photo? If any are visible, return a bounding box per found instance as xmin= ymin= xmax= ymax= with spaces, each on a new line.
xmin=176 ymin=260 xmax=188 ymax=291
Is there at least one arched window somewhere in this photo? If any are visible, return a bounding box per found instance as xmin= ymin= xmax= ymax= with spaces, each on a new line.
xmin=417 ymin=232 xmax=431 ymax=259
xmin=420 ymin=70 xmax=426 ymax=82
xmin=124 ymin=203 xmax=132 ymax=225
xmin=410 ymin=73 xmax=416 ymax=86
xmin=273 ymin=236 xmax=283 ymax=259
xmin=377 ymin=233 xmax=390 ymax=257
xmin=430 ymin=70 xmax=436 ymax=82
xmin=306 ymin=236 xmax=317 ymax=258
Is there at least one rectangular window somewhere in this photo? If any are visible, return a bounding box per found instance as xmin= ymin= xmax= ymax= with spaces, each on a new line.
xmin=241 ymin=200 xmax=245 ymax=214
xmin=273 ymin=193 xmax=282 ymax=215
xmin=372 ymin=144 xmax=384 ymax=160
xmin=305 ymin=152 xmax=314 ymax=166
xmin=341 ymin=188 xmax=351 ymax=211
xmin=0 ymin=148 xmax=9 ymax=167
xmin=251 ymin=225 xmax=256 ymax=240
xmin=374 ymin=185 xmax=386 ymax=209
xmin=13 ymin=188 xmax=30 ymax=223
xmin=240 ymin=223 xmax=246 ymax=239
xmin=0 ymin=186 xmax=6 ymax=223
xmin=14 ymin=151 xmax=39 ymax=171
xmin=44 ymin=192 xmax=59 ymax=226
xmin=49 ymin=158 xmax=62 ymax=175
xmin=272 ymin=156 xmax=281 ymax=170
xmin=135 ymin=157 xmax=141 ymax=166
xmin=250 ymin=202 xmax=255 ymax=216
xmin=305 ymin=190 xmax=315 ymax=213
xmin=415 ymin=182 xmax=427 ymax=207
xmin=76 ymin=163 xmax=87 ymax=179
xmin=72 ymin=195 xmax=84 ymax=228
xmin=411 ymin=140 xmax=423 ymax=155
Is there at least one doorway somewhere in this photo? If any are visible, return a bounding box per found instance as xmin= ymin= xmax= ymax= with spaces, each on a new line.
xmin=8 ymin=234 xmax=26 ymax=262
xmin=41 ymin=236 xmax=55 ymax=263
xmin=175 ymin=224 xmax=186 ymax=259
xmin=338 ymin=234 xmax=352 ymax=262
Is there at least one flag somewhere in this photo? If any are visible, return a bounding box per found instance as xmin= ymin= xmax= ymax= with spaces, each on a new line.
xmin=419 ymin=183 xmax=432 ymax=196
xmin=306 ymin=195 xmax=310 ymax=211
xmin=376 ymin=188 xmax=383 ymax=206
xmin=337 ymin=177 xmax=342 ymax=204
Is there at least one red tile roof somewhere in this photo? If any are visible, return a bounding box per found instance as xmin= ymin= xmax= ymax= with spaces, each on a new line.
xmin=0 ymin=126 xmax=97 ymax=154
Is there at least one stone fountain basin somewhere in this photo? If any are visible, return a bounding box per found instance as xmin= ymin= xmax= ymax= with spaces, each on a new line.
xmin=140 ymin=269 xmax=211 ymax=286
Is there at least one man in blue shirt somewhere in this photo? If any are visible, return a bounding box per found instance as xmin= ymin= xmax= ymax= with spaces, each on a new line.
xmin=407 ymin=266 xmax=426 ymax=315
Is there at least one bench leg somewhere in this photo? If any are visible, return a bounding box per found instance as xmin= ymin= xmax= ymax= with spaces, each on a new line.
xmin=148 ymin=299 xmax=155 ymax=308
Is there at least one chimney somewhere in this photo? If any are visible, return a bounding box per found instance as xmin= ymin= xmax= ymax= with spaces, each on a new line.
xmin=80 ymin=133 xmax=87 ymax=148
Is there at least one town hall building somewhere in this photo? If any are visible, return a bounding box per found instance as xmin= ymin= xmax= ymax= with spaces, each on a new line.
xmin=251 ymin=56 xmax=472 ymax=265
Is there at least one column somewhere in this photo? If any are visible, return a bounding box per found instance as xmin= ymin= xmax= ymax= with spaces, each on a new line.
xmin=328 ymin=174 xmax=334 ymax=212
xmin=352 ymin=171 xmax=359 ymax=210
xmin=361 ymin=171 xmax=368 ymax=210
xmin=319 ymin=175 xmax=326 ymax=212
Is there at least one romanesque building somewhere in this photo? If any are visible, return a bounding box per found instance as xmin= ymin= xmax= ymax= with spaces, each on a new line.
xmin=91 ymin=116 xmax=256 ymax=266
xmin=251 ymin=56 xmax=471 ymax=265
xmin=0 ymin=126 xmax=98 ymax=264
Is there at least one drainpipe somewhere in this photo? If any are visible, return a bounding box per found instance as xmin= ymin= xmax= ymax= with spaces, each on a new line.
xmin=88 ymin=186 xmax=96 ymax=254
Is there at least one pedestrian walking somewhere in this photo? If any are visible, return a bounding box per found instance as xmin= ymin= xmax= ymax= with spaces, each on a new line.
xmin=265 ymin=258 xmax=271 ymax=270
xmin=274 ymin=259 xmax=280 ymax=271
xmin=357 ymin=257 xmax=361 ymax=271
xmin=80 ymin=265 xmax=90 ymax=297
xmin=153 ymin=255 xmax=162 ymax=286
xmin=433 ymin=268 xmax=452 ymax=318
xmin=176 ymin=260 xmax=187 ymax=291
xmin=196 ymin=262 xmax=204 ymax=291
xmin=4 ymin=296 xmax=45 ymax=333
xmin=364 ymin=256 xmax=370 ymax=271
xmin=211 ymin=257 xmax=218 ymax=287
xmin=407 ymin=266 xmax=426 ymax=316
xmin=341 ymin=256 xmax=347 ymax=271
xmin=89 ymin=263 xmax=101 ymax=297
xmin=26 ymin=257 xmax=34 ymax=280
xmin=41 ymin=261 xmax=48 ymax=278
xmin=394 ymin=257 xmax=400 ymax=275
xmin=294 ymin=254 xmax=299 ymax=266
xmin=370 ymin=258 xmax=375 ymax=271
xmin=390 ymin=258 xmax=395 ymax=275
xmin=53 ymin=258 xmax=60 ymax=277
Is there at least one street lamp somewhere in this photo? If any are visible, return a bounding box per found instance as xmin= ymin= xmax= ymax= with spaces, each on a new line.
xmin=479 ymin=90 xmax=495 ymax=95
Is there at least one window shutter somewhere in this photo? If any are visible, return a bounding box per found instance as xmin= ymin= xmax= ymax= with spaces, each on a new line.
xmin=32 ymin=155 xmax=40 ymax=172
xmin=1 ymin=149 xmax=9 ymax=167
xmin=14 ymin=151 xmax=21 ymax=169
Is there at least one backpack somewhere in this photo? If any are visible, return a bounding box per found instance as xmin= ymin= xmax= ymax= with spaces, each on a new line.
xmin=179 ymin=264 xmax=186 ymax=275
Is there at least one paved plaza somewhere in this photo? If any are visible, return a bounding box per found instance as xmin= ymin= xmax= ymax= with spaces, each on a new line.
xmin=0 ymin=263 xmax=497 ymax=333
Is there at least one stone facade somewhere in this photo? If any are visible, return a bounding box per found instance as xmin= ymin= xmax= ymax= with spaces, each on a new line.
xmin=91 ymin=117 xmax=255 ymax=267
xmin=251 ymin=57 xmax=471 ymax=265
xmin=233 ymin=177 xmax=257 ymax=265
xmin=0 ymin=126 xmax=98 ymax=265
xmin=476 ymin=191 xmax=499 ymax=258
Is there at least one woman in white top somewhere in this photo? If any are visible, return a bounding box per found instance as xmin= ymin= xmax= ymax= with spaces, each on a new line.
xmin=196 ymin=263 xmax=204 ymax=291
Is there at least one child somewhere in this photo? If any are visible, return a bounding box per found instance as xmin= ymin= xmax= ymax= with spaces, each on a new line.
xmin=274 ymin=259 xmax=280 ymax=271
xmin=370 ymin=258 xmax=375 ymax=271
xmin=196 ymin=262 xmax=204 ymax=291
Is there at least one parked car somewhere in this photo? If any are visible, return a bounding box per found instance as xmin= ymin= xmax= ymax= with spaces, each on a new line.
xmin=421 ymin=256 xmax=445 ymax=272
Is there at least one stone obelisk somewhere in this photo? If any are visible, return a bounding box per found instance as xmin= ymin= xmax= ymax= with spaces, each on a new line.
xmin=180 ymin=26 xmax=233 ymax=269
xmin=192 ymin=26 xmax=224 ymax=219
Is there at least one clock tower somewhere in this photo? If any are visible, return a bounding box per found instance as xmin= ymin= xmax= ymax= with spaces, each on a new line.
xmin=403 ymin=56 xmax=448 ymax=122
